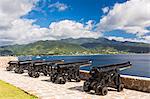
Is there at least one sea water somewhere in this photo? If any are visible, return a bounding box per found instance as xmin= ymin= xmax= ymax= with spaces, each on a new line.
xmin=18 ymin=54 xmax=150 ymax=78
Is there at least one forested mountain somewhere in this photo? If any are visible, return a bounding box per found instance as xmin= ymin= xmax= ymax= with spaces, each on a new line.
xmin=0 ymin=37 xmax=149 ymax=56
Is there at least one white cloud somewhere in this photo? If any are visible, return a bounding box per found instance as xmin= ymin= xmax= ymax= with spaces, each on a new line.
xmin=1 ymin=19 xmax=54 ymax=44
xmin=97 ymin=0 xmax=150 ymax=37
xmin=85 ymin=20 xmax=95 ymax=30
xmin=48 ymin=20 xmax=100 ymax=39
xmin=0 ymin=0 xmax=100 ymax=46
xmin=0 ymin=0 xmax=36 ymax=30
xmin=48 ymin=1 xmax=68 ymax=12
xmin=102 ymin=7 xmax=109 ymax=14
xmin=0 ymin=19 xmax=100 ymax=45
xmin=107 ymin=36 xmax=149 ymax=43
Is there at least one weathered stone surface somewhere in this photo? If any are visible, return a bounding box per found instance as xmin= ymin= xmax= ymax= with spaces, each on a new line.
xmin=121 ymin=75 xmax=150 ymax=93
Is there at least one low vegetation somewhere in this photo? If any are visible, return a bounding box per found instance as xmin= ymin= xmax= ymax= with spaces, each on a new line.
xmin=0 ymin=80 xmax=37 ymax=99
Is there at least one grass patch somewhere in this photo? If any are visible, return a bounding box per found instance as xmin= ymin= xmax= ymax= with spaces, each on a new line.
xmin=0 ymin=80 xmax=37 ymax=99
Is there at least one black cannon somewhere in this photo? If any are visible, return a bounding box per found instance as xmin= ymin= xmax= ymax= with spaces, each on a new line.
xmin=28 ymin=60 xmax=64 ymax=78
xmin=14 ymin=60 xmax=33 ymax=74
xmin=83 ymin=62 xmax=132 ymax=96
xmin=6 ymin=61 xmax=19 ymax=71
xmin=6 ymin=60 xmax=64 ymax=76
xmin=6 ymin=60 xmax=32 ymax=73
xmin=50 ymin=60 xmax=91 ymax=84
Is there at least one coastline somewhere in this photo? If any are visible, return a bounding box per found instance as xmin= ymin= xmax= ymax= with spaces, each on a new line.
xmin=17 ymin=53 xmax=150 ymax=57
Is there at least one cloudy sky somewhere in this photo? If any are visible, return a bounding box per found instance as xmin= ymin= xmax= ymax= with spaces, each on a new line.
xmin=0 ymin=0 xmax=150 ymax=46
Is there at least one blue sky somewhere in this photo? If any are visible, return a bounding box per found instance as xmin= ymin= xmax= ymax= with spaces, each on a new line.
xmin=0 ymin=0 xmax=149 ymax=45
xmin=24 ymin=0 xmax=137 ymax=39
xmin=25 ymin=0 xmax=126 ymax=27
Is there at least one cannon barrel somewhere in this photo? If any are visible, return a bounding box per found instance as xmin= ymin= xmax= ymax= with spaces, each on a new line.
xmin=55 ymin=60 xmax=91 ymax=68
xmin=92 ymin=61 xmax=132 ymax=73
xmin=33 ymin=60 xmax=64 ymax=66
xmin=8 ymin=61 xmax=19 ymax=64
xmin=19 ymin=60 xmax=33 ymax=65
xmin=8 ymin=60 xmax=32 ymax=65
xmin=8 ymin=60 xmax=62 ymax=65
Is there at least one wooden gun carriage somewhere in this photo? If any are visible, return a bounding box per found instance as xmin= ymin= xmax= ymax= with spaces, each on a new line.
xmin=50 ymin=60 xmax=92 ymax=84
xmin=83 ymin=62 xmax=132 ymax=96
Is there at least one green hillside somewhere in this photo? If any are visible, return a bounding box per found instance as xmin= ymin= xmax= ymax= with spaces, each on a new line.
xmin=0 ymin=37 xmax=149 ymax=56
xmin=0 ymin=40 xmax=88 ymax=55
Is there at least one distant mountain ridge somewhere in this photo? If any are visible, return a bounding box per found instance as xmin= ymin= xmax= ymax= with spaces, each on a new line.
xmin=61 ymin=37 xmax=150 ymax=53
xmin=0 ymin=37 xmax=150 ymax=56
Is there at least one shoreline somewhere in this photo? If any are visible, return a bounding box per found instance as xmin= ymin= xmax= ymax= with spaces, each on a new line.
xmin=17 ymin=53 xmax=150 ymax=57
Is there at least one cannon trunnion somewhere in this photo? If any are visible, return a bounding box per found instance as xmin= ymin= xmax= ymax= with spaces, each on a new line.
xmin=83 ymin=62 xmax=132 ymax=96
xmin=50 ymin=60 xmax=91 ymax=84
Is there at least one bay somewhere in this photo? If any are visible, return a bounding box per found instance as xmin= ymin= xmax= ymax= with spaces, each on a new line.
xmin=19 ymin=54 xmax=150 ymax=78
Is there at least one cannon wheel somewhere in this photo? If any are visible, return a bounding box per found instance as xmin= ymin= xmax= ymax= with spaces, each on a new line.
xmin=50 ymin=73 xmax=57 ymax=83
xmin=95 ymin=85 xmax=108 ymax=96
xmin=101 ymin=87 xmax=108 ymax=96
xmin=55 ymin=75 xmax=66 ymax=84
xmin=14 ymin=68 xmax=24 ymax=74
xmin=43 ymin=71 xmax=48 ymax=76
xmin=83 ymin=81 xmax=91 ymax=92
xmin=90 ymin=81 xmax=97 ymax=90
xmin=114 ymin=73 xmax=123 ymax=92
xmin=14 ymin=68 xmax=18 ymax=73
xmin=32 ymin=72 xmax=40 ymax=78
xmin=95 ymin=85 xmax=101 ymax=95
xmin=6 ymin=66 xmax=12 ymax=71
xmin=75 ymin=77 xmax=80 ymax=82
xmin=117 ymin=84 xmax=124 ymax=92
xmin=28 ymin=72 xmax=33 ymax=77
xmin=67 ymin=77 xmax=71 ymax=82
xmin=50 ymin=76 xmax=55 ymax=83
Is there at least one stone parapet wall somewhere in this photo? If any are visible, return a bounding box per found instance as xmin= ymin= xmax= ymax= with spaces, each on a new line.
xmin=80 ymin=70 xmax=150 ymax=93
xmin=121 ymin=75 xmax=150 ymax=93
xmin=0 ymin=56 xmax=18 ymax=68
